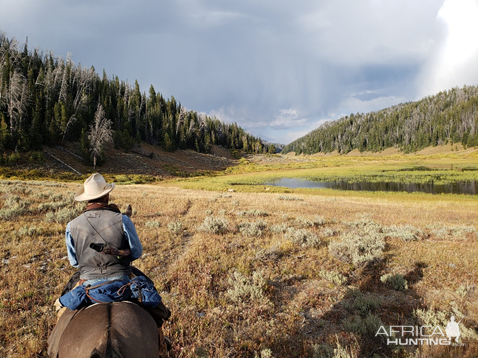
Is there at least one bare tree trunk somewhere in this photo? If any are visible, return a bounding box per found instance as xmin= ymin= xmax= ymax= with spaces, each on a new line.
xmin=88 ymin=103 xmax=113 ymax=168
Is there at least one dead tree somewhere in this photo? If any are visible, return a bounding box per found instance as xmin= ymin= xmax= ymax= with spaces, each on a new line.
xmin=88 ymin=104 xmax=113 ymax=169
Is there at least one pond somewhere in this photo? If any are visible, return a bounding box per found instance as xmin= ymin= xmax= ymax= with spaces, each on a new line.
xmin=265 ymin=178 xmax=478 ymax=195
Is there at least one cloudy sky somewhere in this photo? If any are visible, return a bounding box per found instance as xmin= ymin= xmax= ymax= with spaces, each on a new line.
xmin=1 ymin=0 xmax=478 ymax=144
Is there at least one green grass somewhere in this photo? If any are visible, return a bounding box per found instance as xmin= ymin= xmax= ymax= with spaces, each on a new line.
xmin=169 ymin=151 xmax=478 ymax=195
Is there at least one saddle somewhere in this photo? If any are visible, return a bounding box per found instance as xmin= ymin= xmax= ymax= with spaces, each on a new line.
xmin=59 ymin=267 xmax=170 ymax=324
xmin=48 ymin=268 xmax=171 ymax=357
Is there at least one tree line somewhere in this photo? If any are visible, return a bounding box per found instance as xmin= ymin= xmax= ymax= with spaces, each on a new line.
xmin=0 ymin=33 xmax=269 ymax=165
xmin=282 ymin=85 xmax=478 ymax=155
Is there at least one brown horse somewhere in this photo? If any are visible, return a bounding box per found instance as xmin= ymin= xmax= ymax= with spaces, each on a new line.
xmin=48 ymin=302 xmax=160 ymax=358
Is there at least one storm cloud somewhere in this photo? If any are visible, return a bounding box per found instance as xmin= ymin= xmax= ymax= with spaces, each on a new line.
xmin=1 ymin=0 xmax=477 ymax=144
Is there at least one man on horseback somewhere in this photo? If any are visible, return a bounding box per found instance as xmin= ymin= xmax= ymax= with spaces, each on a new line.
xmin=66 ymin=172 xmax=142 ymax=287
xmin=53 ymin=173 xmax=171 ymax=357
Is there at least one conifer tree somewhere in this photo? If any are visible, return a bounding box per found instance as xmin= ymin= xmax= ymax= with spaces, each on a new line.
xmin=0 ymin=33 xmax=268 ymax=159
xmin=88 ymin=104 xmax=113 ymax=169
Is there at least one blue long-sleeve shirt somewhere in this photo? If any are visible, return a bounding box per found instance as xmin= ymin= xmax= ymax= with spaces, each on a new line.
xmin=65 ymin=214 xmax=143 ymax=268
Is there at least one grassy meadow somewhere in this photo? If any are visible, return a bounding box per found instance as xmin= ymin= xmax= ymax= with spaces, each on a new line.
xmin=1 ymin=148 xmax=478 ymax=357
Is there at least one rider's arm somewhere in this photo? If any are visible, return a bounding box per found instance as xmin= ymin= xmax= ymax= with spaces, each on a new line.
xmin=65 ymin=222 xmax=79 ymax=268
xmin=122 ymin=215 xmax=143 ymax=260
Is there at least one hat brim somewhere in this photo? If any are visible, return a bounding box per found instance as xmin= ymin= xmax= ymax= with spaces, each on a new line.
xmin=74 ymin=183 xmax=115 ymax=202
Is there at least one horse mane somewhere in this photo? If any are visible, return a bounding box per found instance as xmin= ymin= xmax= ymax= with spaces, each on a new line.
xmin=89 ymin=339 xmax=123 ymax=358
xmin=89 ymin=304 xmax=124 ymax=358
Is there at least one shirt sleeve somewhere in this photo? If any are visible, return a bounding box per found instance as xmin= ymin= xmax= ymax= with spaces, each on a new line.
xmin=65 ymin=222 xmax=79 ymax=268
xmin=122 ymin=215 xmax=143 ymax=260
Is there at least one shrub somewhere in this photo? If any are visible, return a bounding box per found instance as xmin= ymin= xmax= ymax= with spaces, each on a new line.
xmin=414 ymin=308 xmax=448 ymax=328
xmin=294 ymin=216 xmax=325 ymax=228
xmin=321 ymin=227 xmax=337 ymax=238
xmin=114 ymin=174 xmax=131 ymax=183
xmin=33 ymin=191 xmax=52 ymax=200
xmin=236 ymin=210 xmax=269 ymax=217
xmin=198 ymin=215 xmax=229 ymax=234
xmin=50 ymin=193 xmax=65 ymax=202
xmin=145 ymin=220 xmax=161 ymax=228
xmin=269 ymin=223 xmax=289 ymax=234
xmin=255 ymin=349 xmax=273 ymax=358
xmin=16 ymin=226 xmax=41 ymax=236
xmin=329 ymin=232 xmax=385 ymax=266
xmin=0 ymin=204 xmax=27 ymax=220
xmin=238 ymin=220 xmax=267 ymax=237
xmin=426 ymin=224 xmax=449 ymax=239
xmin=227 ymin=271 xmax=269 ymax=304
xmin=45 ymin=206 xmax=83 ymax=223
xmin=380 ymin=273 xmax=408 ymax=291
xmin=450 ymin=225 xmax=477 ymax=237
xmin=319 ymin=270 xmax=347 ymax=285
xmin=329 ymin=218 xmax=385 ymax=266
xmin=37 ymin=201 xmax=68 ymax=212
xmin=312 ymin=343 xmax=334 ymax=358
xmin=414 ymin=304 xmax=471 ymax=339
xmin=384 ymin=225 xmax=423 ymax=241
xmin=278 ymin=196 xmax=303 ymax=201
xmin=313 ymin=336 xmax=358 ymax=358
xmin=167 ymin=221 xmax=183 ymax=236
xmin=28 ymin=151 xmax=44 ymax=163
xmin=456 ymin=285 xmax=473 ymax=298
xmin=294 ymin=217 xmax=314 ymax=227
xmin=0 ymin=194 xmax=28 ymax=220
xmin=342 ymin=314 xmax=383 ymax=336
xmin=427 ymin=224 xmax=477 ymax=240
xmin=344 ymin=290 xmax=381 ymax=316
xmin=285 ymin=228 xmax=321 ymax=248
xmin=414 ymin=307 xmax=478 ymax=341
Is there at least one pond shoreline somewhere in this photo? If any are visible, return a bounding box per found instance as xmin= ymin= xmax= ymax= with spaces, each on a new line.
xmin=265 ymin=177 xmax=478 ymax=195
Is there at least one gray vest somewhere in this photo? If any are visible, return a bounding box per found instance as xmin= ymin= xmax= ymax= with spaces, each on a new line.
xmin=69 ymin=209 xmax=132 ymax=280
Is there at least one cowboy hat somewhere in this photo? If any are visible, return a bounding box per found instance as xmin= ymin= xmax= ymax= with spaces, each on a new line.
xmin=74 ymin=173 xmax=115 ymax=201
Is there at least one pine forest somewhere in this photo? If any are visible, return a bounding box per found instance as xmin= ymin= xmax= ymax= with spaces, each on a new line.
xmin=282 ymin=85 xmax=478 ymax=155
xmin=0 ymin=33 xmax=268 ymax=165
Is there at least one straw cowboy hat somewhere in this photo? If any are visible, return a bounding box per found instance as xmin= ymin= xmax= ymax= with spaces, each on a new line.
xmin=74 ymin=173 xmax=115 ymax=201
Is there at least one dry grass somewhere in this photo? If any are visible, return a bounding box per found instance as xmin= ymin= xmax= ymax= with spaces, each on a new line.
xmin=1 ymin=179 xmax=478 ymax=357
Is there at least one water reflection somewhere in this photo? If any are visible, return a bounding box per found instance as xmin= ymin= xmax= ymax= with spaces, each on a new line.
xmin=265 ymin=178 xmax=478 ymax=195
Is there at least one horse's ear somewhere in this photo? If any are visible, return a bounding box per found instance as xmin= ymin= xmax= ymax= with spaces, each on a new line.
xmin=90 ymin=348 xmax=102 ymax=358
xmin=124 ymin=204 xmax=132 ymax=217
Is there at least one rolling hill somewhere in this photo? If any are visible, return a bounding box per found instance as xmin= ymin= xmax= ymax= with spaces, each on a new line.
xmin=282 ymin=85 xmax=478 ymax=155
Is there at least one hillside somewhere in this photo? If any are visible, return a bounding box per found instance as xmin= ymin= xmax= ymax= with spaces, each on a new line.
xmin=0 ymin=33 xmax=268 ymax=164
xmin=31 ymin=143 xmax=236 ymax=178
xmin=282 ymin=85 xmax=478 ymax=155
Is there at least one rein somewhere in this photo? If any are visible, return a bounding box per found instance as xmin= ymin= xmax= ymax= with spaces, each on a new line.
xmin=84 ymin=279 xmax=140 ymax=304
xmin=84 ymin=280 xmax=124 ymax=304
xmin=117 ymin=281 xmax=143 ymax=303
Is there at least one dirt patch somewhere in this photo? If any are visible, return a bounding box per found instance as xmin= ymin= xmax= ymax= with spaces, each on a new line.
xmin=43 ymin=143 xmax=236 ymax=177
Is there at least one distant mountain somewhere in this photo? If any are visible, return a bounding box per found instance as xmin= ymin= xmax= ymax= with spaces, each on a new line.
xmin=282 ymin=85 xmax=478 ymax=155
xmin=261 ymin=140 xmax=285 ymax=153
xmin=0 ymin=33 xmax=269 ymax=165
